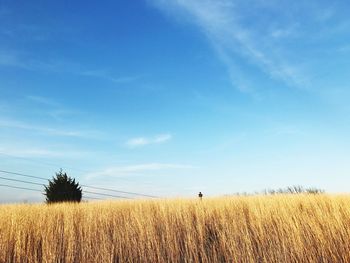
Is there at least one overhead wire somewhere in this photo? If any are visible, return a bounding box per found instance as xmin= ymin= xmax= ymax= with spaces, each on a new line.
xmin=80 ymin=185 xmax=158 ymax=198
xmin=0 ymin=183 xmax=104 ymax=201
xmin=0 ymin=152 xmax=90 ymax=174
xmin=0 ymin=152 xmax=147 ymax=183
xmin=0 ymin=169 xmax=47 ymax=181
xmin=83 ymin=190 xmax=131 ymax=199
xmin=0 ymin=174 xmax=132 ymax=199
xmin=0 ymin=169 xmax=158 ymax=199
xmin=0 ymin=183 xmax=42 ymax=192
xmin=82 ymin=195 xmax=104 ymax=200
xmin=0 ymin=176 xmax=45 ymax=186
xmin=0 ymin=170 xmax=126 ymax=201
xmin=0 ymin=152 xmax=160 ymax=198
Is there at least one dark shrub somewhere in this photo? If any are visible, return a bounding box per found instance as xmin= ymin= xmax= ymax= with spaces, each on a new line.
xmin=44 ymin=169 xmax=82 ymax=203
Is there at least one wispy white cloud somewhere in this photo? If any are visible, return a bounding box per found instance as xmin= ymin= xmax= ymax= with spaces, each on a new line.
xmin=26 ymin=95 xmax=59 ymax=107
xmin=0 ymin=22 xmax=50 ymax=41
xmin=81 ymin=69 xmax=143 ymax=84
xmin=25 ymin=95 xmax=82 ymax=120
xmin=0 ymin=50 xmax=81 ymax=72
xmin=86 ymin=162 xmax=196 ymax=178
xmin=153 ymin=134 xmax=172 ymax=143
xmin=315 ymin=7 xmax=335 ymax=22
xmin=0 ymin=51 xmax=25 ymax=68
xmin=0 ymin=146 xmax=89 ymax=159
xmin=265 ymin=124 xmax=304 ymax=136
xmin=149 ymin=0 xmax=314 ymax=92
xmin=126 ymin=137 xmax=148 ymax=147
xmin=0 ymin=118 xmax=97 ymax=138
xmin=126 ymin=134 xmax=172 ymax=148
xmin=0 ymin=49 xmax=142 ymax=85
xmin=337 ymin=45 xmax=350 ymax=53
xmin=269 ymin=24 xmax=300 ymax=39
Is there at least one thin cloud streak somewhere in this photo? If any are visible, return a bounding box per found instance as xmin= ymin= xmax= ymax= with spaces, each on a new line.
xmin=0 ymin=50 xmax=142 ymax=85
xmin=25 ymin=95 xmax=83 ymax=120
xmin=150 ymin=0 xmax=309 ymax=92
xmin=26 ymin=95 xmax=59 ymax=107
xmin=126 ymin=134 xmax=172 ymax=148
xmin=81 ymin=70 xmax=143 ymax=84
xmin=0 ymin=118 xmax=99 ymax=138
xmin=0 ymin=146 xmax=90 ymax=159
xmin=86 ymin=163 xmax=197 ymax=179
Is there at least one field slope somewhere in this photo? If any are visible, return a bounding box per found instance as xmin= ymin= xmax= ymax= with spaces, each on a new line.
xmin=1 ymin=195 xmax=350 ymax=262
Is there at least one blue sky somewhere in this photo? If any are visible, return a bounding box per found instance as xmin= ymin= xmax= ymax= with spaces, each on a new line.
xmin=1 ymin=0 xmax=350 ymax=202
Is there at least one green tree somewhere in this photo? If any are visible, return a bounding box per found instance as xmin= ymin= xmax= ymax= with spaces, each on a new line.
xmin=44 ymin=169 xmax=82 ymax=203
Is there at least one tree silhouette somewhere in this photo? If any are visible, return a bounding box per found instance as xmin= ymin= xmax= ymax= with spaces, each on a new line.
xmin=44 ymin=169 xmax=82 ymax=203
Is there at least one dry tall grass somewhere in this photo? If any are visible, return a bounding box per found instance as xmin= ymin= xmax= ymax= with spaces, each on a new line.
xmin=1 ymin=195 xmax=350 ymax=262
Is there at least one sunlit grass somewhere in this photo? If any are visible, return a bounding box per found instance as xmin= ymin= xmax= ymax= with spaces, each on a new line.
xmin=1 ymin=195 xmax=350 ymax=262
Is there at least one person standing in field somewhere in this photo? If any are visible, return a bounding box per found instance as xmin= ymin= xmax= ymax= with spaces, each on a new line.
xmin=198 ymin=192 xmax=203 ymax=200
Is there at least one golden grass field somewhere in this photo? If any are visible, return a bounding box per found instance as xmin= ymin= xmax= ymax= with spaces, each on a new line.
xmin=1 ymin=195 xmax=350 ymax=263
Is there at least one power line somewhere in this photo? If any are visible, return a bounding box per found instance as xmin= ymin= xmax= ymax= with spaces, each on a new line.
xmin=0 ymin=169 xmax=47 ymax=181
xmin=83 ymin=195 xmax=103 ymax=200
xmin=0 ymin=152 xmax=91 ymax=174
xmin=0 ymin=152 xmax=167 ymax=194
xmin=83 ymin=190 xmax=131 ymax=199
xmin=0 ymin=183 xmax=42 ymax=192
xmin=80 ymin=185 xmax=158 ymax=198
xmin=0 ymin=173 xmax=132 ymax=199
xmin=0 ymin=176 xmax=87 ymax=196
xmin=0 ymin=174 xmax=132 ymax=199
xmin=0 ymin=152 xmax=146 ymax=184
xmin=0 ymin=184 xmax=109 ymax=202
xmin=0 ymin=181 xmax=115 ymax=201
xmin=0 ymin=176 xmax=45 ymax=186
xmin=0 ymin=183 xmax=124 ymax=201
xmin=0 ymin=169 xmax=159 ymax=198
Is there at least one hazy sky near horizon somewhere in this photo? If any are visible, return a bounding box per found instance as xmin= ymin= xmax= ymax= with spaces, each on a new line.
xmin=1 ymin=0 xmax=350 ymax=202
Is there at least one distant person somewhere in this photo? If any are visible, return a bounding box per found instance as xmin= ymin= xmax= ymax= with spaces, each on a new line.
xmin=198 ymin=192 xmax=203 ymax=200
